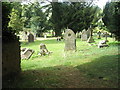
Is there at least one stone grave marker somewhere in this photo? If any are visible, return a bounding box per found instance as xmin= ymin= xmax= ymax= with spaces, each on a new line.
xmin=44 ymin=34 xmax=47 ymax=38
xmin=86 ymin=28 xmax=91 ymax=38
xmin=38 ymin=43 xmax=52 ymax=56
xmin=22 ymin=31 xmax=28 ymax=41
xmin=28 ymin=33 xmax=34 ymax=42
xmin=87 ymin=27 xmax=95 ymax=43
xmin=21 ymin=48 xmax=34 ymax=59
xmin=81 ymin=29 xmax=88 ymax=41
xmin=79 ymin=31 xmax=82 ymax=38
xmin=64 ymin=29 xmax=76 ymax=51
xmin=57 ymin=36 xmax=61 ymax=41
xmin=76 ymin=32 xmax=79 ymax=38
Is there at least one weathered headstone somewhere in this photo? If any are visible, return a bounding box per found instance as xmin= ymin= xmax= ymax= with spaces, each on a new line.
xmin=79 ymin=31 xmax=82 ymax=38
xmin=39 ymin=43 xmax=51 ymax=56
xmin=76 ymin=32 xmax=79 ymax=38
xmin=28 ymin=33 xmax=34 ymax=42
xmin=22 ymin=31 xmax=28 ymax=41
xmin=86 ymin=28 xmax=91 ymax=38
xmin=44 ymin=34 xmax=47 ymax=38
xmin=87 ymin=27 xmax=95 ymax=43
xmin=81 ymin=29 xmax=88 ymax=41
xmin=64 ymin=29 xmax=76 ymax=51
xmin=21 ymin=48 xmax=34 ymax=59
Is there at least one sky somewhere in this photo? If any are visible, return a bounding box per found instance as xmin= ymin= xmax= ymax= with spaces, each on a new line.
xmin=21 ymin=0 xmax=109 ymax=9
xmin=95 ymin=0 xmax=109 ymax=9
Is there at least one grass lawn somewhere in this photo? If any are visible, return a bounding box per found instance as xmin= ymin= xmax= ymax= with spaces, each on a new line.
xmin=3 ymin=37 xmax=119 ymax=88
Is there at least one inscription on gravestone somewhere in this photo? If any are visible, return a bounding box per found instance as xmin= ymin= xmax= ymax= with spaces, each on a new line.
xmin=64 ymin=29 xmax=76 ymax=51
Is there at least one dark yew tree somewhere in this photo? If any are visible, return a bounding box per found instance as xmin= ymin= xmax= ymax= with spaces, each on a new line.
xmin=103 ymin=2 xmax=120 ymax=41
xmin=2 ymin=2 xmax=13 ymax=30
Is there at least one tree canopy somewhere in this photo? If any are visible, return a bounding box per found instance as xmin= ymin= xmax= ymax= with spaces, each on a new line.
xmin=103 ymin=1 xmax=120 ymax=40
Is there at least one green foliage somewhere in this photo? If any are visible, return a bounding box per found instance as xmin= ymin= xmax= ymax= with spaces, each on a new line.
xmin=8 ymin=8 xmax=24 ymax=34
xmin=103 ymin=2 xmax=120 ymax=40
xmin=44 ymin=2 xmax=102 ymax=36
xmin=2 ymin=2 xmax=13 ymax=30
xmin=22 ymin=2 xmax=49 ymax=35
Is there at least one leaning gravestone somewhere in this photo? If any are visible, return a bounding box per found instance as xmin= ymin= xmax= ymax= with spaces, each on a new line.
xmin=39 ymin=43 xmax=51 ymax=56
xmin=64 ymin=29 xmax=76 ymax=51
xmin=81 ymin=29 xmax=88 ymax=41
xmin=28 ymin=33 xmax=34 ymax=42
xmin=21 ymin=48 xmax=34 ymax=59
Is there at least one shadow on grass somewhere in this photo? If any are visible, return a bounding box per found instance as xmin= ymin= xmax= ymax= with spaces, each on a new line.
xmin=76 ymin=54 xmax=119 ymax=88
xmin=3 ymin=55 xmax=119 ymax=88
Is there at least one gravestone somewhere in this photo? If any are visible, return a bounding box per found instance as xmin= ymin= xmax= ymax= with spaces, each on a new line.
xmin=81 ymin=29 xmax=88 ymax=41
xmin=22 ymin=31 xmax=28 ymax=41
xmin=21 ymin=48 xmax=34 ymax=59
xmin=64 ymin=29 xmax=76 ymax=51
xmin=44 ymin=34 xmax=47 ymax=38
xmin=86 ymin=28 xmax=91 ymax=38
xmin=28 ymin=33 xmax=34 ymax=42
xmin=39 ymin=43 xmax=51 ymax=56
xmin=79 ymin=31 xmax=82 ymax=38
xmin=76 ymin=32 xmax=79 ymax=38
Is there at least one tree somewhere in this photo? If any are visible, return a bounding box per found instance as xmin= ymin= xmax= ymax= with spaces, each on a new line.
xmin=44 ymin=1 xmax=102 ymax=36
xmin=103 ymin=2 xmax=120 ymax=41
xmin=2 ymin=2 xmax=13 ymax=30
xmin=8 ymin=8 xmax=24 ymax=34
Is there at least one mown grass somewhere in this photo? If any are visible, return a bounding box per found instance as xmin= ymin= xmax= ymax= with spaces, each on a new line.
xmin=3 ymin=37 xmax=119 ymax=88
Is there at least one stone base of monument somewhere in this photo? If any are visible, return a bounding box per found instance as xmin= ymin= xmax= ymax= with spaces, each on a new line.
xmin=98 ymin=40 xmax=109 ymax=48
xmin=98 ymin=44 xmax=109 ymax=48
xmin=87 ymin=36 xmax=95 ymax=43
xmin=21 ymin=48 xmax=34 ymax=59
